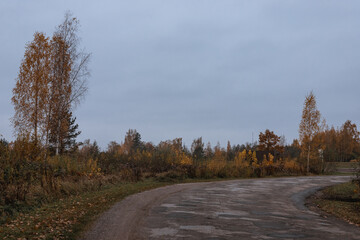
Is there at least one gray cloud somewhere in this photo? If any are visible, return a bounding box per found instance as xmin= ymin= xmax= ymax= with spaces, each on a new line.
xmin=1 ymin=0 xmax=360 ymax=149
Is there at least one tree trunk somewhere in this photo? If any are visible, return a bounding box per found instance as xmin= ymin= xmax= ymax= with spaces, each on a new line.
xmin=307 ymin=145 xmax=310 ymax=174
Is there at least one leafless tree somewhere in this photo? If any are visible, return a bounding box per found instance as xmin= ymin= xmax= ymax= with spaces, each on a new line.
xmin=54 ymin=11 xmax=91 ymax=108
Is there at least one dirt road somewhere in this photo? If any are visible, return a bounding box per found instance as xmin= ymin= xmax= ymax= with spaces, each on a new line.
xmin=81 ymin=176 xmax=360 ymax=240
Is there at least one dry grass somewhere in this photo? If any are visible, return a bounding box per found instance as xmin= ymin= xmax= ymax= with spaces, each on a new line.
xmin=0 ymin=179 xmax=171 ymax=240
xmin=311 ymin=182 xmax=360 ymax=226
xmin=0 ymin=157 xmax=306 ymax=240
xmin=0 ymin=176 xmax=239 ymax=240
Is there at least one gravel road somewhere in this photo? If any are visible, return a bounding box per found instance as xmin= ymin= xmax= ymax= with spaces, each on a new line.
xmin=81 ymin=176 xmax=360 ymax=240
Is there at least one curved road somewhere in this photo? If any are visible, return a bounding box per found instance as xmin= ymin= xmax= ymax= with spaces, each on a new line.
xmin=82 ymin=176 xmax=360 ymax=240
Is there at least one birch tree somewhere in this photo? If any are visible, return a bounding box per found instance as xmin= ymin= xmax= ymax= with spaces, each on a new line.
xmin=12 ymin=12 xmax=89 ymax=155
xmin=54 ymin=11 xmax=91 ymax=108
xmin=12 ymin=32 xmax=52 ymax=145
xmin=48 ymin=34 xmax=72 ymax=154
xmin=299 ymin=91 xmax=321 ymax=173
xmin=49 ymin=12 xmax=91 ymax=154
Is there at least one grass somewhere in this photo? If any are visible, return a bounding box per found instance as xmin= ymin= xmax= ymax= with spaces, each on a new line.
xmin=331 ymin=161 xmax=358 ymax=168
xmin=0 ymin=176 xmax=244 ymax=240
xmin=311 ymin=181 xmax=360 ymax=226
xmin=324 ymin=161 xmax=359 ymax=175
xmin=0 ymin=179 xmax=174 ymax=240
xmin=0 ymin=171 xmax=336 ymax=240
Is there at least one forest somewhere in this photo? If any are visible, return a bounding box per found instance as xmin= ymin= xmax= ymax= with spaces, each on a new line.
xmin=1 ymin=13 xmax=360 ymax=233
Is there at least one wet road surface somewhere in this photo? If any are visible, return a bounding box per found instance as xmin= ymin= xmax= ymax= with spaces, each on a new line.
xmin=82 ymin=176 xmax=360 ymax=240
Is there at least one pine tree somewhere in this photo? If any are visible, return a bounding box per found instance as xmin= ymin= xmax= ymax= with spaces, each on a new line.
xmin=49 ymin=112 xmax=81 ymax=155
xmin=124 ymin=129 xmax=143 ymax=154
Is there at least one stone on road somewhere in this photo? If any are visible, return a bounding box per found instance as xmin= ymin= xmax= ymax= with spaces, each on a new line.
xmin=82 ymin=176 xmax=360 ymax=240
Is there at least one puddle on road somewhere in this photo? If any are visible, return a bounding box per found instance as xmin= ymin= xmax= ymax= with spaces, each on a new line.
xmin=150 ymin=227 xmax=178 ymax=237
xmin=180 ymin=225 xmax=214 ymax=234
xmin=215 ymin=211 xmax=249 ymax=219
xmin=161 ymin=203 xmax=177 ymax=208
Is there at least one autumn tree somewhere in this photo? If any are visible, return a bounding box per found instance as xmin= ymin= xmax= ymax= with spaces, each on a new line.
xmin=11 ymin=33 xmax=54 ymax=190
xmin=12 ymin=13 xmax=90 ymax=156
xmin=226 ymin=141 xmax=234 ymax=161
xmin=123 ymin=129 xmax=143 ymax=154
xmin=258 ymin=129 xmax=283 ymax=160
xmin=107 ymin=141 xmax=121 ymax=156
xmin=299 ymin=91 xmax=321 ymax=173
xmin=339 ymin=120 xmax=360 ymax=161
xmin=12 ymin=32 xmax=52 ymax=146
xmin=311 ymin=121 xmax=360 ymax=162
xmin=48 ymin=34 xmax=73 ymax=154
xmin=0 ymin=137 xmax=8 ymax=159
xmin=78 ymin=139 xmax=100 ymax=161
xmin=191 ymin=137 xmax=204 ymax=162
xmin=204 ymin=142 xmax=213 ymax=159
xmin=321 ymin=127 xmax=338 ymax=162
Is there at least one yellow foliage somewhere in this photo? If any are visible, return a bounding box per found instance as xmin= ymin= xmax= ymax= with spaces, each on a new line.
xmin=235 ymin=150 xmax=248 ymax=168
xmin=262 ymin=153 xmax=274 ymax=167
xmin=283 ymin=158 xmax=301 ymax=172
xmin=86 ymin=158 xmax=101 ymax=176
xmin=252 ymin=151 xmax=257 ymax=162
xmin=208 ymin=158 xmax=226 ymax=173
xmin=48 ymin=155 xmax=101 ymax=177
xmin=269 ymin=153 xmax=274 ymax=165
xmin=179 ymin=152 xmax=192 ymax=165
xmin=251 ymin=151 xmax=259 ymax=168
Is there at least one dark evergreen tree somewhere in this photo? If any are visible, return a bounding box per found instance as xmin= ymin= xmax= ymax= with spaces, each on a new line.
xmin=124 ymin=129 xmax=144 ymax=154
xmin=49 ymin=111 xmax=81 ymax=155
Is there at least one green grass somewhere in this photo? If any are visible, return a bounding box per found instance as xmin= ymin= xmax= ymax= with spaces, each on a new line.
xmin=312 ymin=182 xmax=360 ymax=226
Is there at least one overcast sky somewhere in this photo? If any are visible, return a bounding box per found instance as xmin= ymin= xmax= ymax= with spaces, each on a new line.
xmin=1 ymin=1 xmax=360 ymax=149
